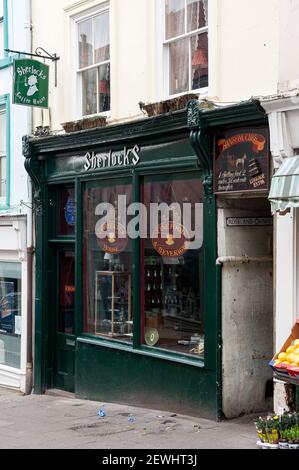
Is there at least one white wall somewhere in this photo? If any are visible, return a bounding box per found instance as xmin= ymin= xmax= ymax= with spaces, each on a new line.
xmin=279 ymin=0 xmax=299 ymax=90
xmin=32 ymin=0 xmax=157 ymax=131
xmin=216 ymin=0 xmax=280 ymax=101
xmin=32 ymin=0 xmax=281 ymax=131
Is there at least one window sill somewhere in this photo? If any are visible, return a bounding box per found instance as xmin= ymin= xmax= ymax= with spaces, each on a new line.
xmin=77 ymin=335 xmax=205 ymax=368
xmin=141 ymin=93 xmax=200 ymax=117
xmin=168 ymin=88 xmax=208 ymax=100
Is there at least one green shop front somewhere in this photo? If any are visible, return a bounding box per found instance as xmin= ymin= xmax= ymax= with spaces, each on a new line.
xmin=23 ymin=101 xmax=270 ymax=419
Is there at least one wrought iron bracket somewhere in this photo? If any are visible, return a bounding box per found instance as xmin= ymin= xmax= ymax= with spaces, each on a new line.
xmin=5 ymin=47 xmax=60 ymax=87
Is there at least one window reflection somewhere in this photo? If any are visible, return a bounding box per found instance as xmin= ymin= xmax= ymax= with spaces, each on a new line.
xmin=142 ymin=177 xmax=205 ymax=357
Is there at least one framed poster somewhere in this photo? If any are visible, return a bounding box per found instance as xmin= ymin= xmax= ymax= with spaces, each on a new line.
xmin=0 ymin=279 xmax=19 ymax=334
xmin=214 ymin=126 xmax=270 ymax=194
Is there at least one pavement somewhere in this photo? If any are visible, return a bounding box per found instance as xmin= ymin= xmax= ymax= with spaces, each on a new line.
xmin=0 ymin=387 xmax=259 ymax=449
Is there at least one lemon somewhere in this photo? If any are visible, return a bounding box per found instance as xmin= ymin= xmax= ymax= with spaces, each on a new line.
xmin=278 ymin=352 xmax=287 ymax=361
xmin=293 ymin=339 xmax=299 ymax=347
xmin=294 ymin=355 xmax=299 ymax=366
xmin=286 ymin=346 xmax=295 ymax=354
xmin=288 ymin=353 xmax=296 ymax=363
xmin=294 ymin=348 xmax=299 ymax=355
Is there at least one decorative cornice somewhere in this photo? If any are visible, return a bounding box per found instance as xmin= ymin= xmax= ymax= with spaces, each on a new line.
xmin=22 ymin=135 xmax=33 ymax=158
xmin=190 ymin=129 xmax=213 ymax=200
xmin=187 ymin=100 xmax=200 ymax=129
xmin=199 ymin=100 xmax=267 ymax=130
xmin=23 ymin=136 xmax=43 ymax=214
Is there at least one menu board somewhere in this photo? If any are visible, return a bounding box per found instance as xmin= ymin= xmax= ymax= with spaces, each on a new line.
xmin=214 ymin=126 xmax=270 ymax=194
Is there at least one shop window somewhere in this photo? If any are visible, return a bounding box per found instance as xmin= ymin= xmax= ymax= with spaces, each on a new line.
xmin=77 ymin=5 xmax=110 ymax=116
xmin=56 ymin=186 xmax=76 ymax=237
xmin=141 ymin=176 xmax=205 ymax=357
xmin=83 ymin=181 xmax=133 ymax=341
xmin=164 ymin=0 xmax=208 ymax=95
xmin=0 ymin=105 xmax=7 ymax=201
xmin=0 ymin=262 xmax=22 ymax=369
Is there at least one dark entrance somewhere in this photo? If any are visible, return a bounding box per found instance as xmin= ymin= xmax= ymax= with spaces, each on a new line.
xmin=54 ymin=248 xmax=75 ymax=392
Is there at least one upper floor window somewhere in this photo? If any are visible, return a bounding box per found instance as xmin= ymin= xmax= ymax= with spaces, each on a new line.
xmin=164 ymin=0 xmax=208 ymax=96
xmin=0 ymin=106 xmax=7 ymax=200
xmin=77 ymin=6 xmax=110 ymax=116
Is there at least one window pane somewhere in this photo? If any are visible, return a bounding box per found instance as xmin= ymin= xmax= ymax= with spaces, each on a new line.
xmin=0 ymin=21 xmax=3 ymax=60
xmin=82 ymin=68 xmax=97 ymax=116
xmin=58 ymin=251 xmax=75 ymax=335
xmin=57 ymin=186 xmax=76 ymax=236
xmin=0 ymin=263 xmax=22 ymax=369
xmin=169 ymin=38 xmax=189 ymax=95
xmin=83 ymin=182 xmax=133 ymax=342
xmin=187 ymin=0 xmax=208 ymax=32
xmin=191 ymin=32 xmax=208 ymax=89
xmin=98 ymin=63 xmax=110 ymax=113
xmin=165 ymin=0 xmax=185 ymax=39
xmin=78 ymin=18 xmax=93 ymax=68
xmin=94 ymin=12 xmax=110 ymax=63
xmin=0 ymin=110 xmax=6 ymax=155
xmin=141 ymin=177 xmax=205 ymax=357
xmin=0 ymin=156 xmax=6 ymax=198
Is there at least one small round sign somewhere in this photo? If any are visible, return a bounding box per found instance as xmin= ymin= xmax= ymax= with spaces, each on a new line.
xmin=144 ymin=328 xmax=159 ymax=347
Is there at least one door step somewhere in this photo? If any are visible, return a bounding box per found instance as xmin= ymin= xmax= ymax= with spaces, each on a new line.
xmin=45 ymin=389 xmax=76 ymax=399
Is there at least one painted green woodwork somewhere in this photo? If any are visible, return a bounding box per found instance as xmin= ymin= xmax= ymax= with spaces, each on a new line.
xmin=0 ymin=93 xmax=10 ymax=210
xmin=23 ymin=100 xmax=266 ymax=418
xmin=76 ymin=339 xmax=216 ymax=419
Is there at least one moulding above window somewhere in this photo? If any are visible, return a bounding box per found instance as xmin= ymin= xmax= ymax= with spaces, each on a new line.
xmin=64 ymin=0 xmax=108 ymax=14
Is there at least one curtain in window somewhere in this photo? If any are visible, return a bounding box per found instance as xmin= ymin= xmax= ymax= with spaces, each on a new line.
xmin=169 ymin=38 xmax=189 ymax=95
xmin=94 ymin=12 xmax=110 ymax=63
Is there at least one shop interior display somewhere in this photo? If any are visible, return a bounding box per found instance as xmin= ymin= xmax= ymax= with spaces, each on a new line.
xmin=95 ymin=270 xmax=132 ymax=339
xmin=144 ymin=255 xmax=204 ymax=356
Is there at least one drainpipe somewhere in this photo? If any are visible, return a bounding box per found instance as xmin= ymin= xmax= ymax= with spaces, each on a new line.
xmin=24 ymin=0 xmax=33 ymax=395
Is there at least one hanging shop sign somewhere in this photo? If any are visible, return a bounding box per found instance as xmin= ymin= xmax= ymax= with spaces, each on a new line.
xmin=84 ymin=145 xmax=140 ymax=172
xmin=152 ymin=223 xmax=189 ymax=258
xmin=214 ymin=126 xmax=270 ymax=194
xmin=13 ymin=59 xmax=49 ymax=108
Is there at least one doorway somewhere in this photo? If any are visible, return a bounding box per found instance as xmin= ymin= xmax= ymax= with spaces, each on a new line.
xmin=54 ymin=248 xmax=75 ymax=392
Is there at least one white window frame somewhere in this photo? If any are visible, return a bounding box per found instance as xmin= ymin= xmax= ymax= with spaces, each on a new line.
xmin=72 ymin=2 xmax=111 ymax=119
xmin=161 ymin=0 xmax=212 ymax=98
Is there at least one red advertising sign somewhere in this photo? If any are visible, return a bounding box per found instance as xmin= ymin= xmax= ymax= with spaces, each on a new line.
xmin=214 ymin=126 xmax=270 ymax=194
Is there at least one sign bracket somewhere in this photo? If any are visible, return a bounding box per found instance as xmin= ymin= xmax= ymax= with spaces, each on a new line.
xmin=5 ymin=47 xmax=60 ymax=87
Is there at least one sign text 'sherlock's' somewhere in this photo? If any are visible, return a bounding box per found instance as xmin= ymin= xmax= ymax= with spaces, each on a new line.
xmin=84 ymin=145 xmax=140 ymax=171
xmin=16 ymin=65 xmax=47 ymax=81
